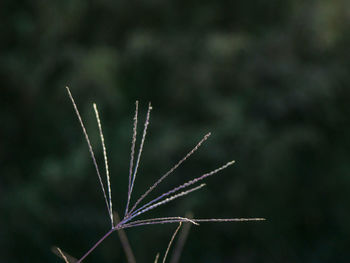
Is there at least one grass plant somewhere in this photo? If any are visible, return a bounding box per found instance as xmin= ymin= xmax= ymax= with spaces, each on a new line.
xmin=53 ymin=87 xmax=265 ymax=262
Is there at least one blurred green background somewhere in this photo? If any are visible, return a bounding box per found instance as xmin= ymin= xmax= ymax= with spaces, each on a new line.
xmin=1 ymin=0 xmax=350 ymax=262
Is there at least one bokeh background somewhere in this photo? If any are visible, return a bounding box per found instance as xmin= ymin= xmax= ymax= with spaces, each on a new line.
xmin=1 ymin=1 xmax=350 ymax=262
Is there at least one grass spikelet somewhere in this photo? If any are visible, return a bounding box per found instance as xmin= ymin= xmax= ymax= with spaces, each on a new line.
xmin=125 ymin=101 xmax=139 ymax=216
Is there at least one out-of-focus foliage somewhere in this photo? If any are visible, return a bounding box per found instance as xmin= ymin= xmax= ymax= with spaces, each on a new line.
xmin=1 ymin=0 xmax=350 ymax=262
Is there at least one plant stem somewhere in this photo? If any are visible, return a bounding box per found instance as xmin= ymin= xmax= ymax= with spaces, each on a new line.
xmin=77 ymin=228 xmax=115 ymax=263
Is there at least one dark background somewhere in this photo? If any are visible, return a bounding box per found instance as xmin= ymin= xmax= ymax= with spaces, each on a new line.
xmin=1 ymin=1 xmax=350 ymax=262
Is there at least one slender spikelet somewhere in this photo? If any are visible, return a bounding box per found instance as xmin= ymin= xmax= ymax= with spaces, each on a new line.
xmin=126 ymin=102 xmax=152 ymax=215
xmin=93 ymin=103 xmax=113 ymax=227
xmin=130 ymin=160 xmax=235 ymax=217
xmin=130 ymin=184 xmax=206 ymax=219
xmin=125 ymin=101 xmax=139 ymax=216
xmin=162 ymin=223 xmax=182 ymax=263
xmin=129 ymin=132 xmax=211 ymax=214
xmin=193 ymin=218 xmax=266 ymax=222
xmin=66 ymin=87 xmax=111 ymax=219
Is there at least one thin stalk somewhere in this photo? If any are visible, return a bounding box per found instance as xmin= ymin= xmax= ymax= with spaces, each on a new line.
xmin=114 ymin=212 xmax=136 ymax=263
xmin=56 ymin=247 xmax=70 ymax=263
xmin=169 ymin=212 xmax=193 ymax=263
xmin=154 ymin=253 xmax=160 ymax=263
xmin=77 ymin=228 xmax=115 ymax=263
xmin=162 ymin=223 xmax=182 ymax=263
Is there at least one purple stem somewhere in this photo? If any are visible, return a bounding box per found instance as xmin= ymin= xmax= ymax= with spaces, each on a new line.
xmin=77 ymin=228 xmax=115 ymax=263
